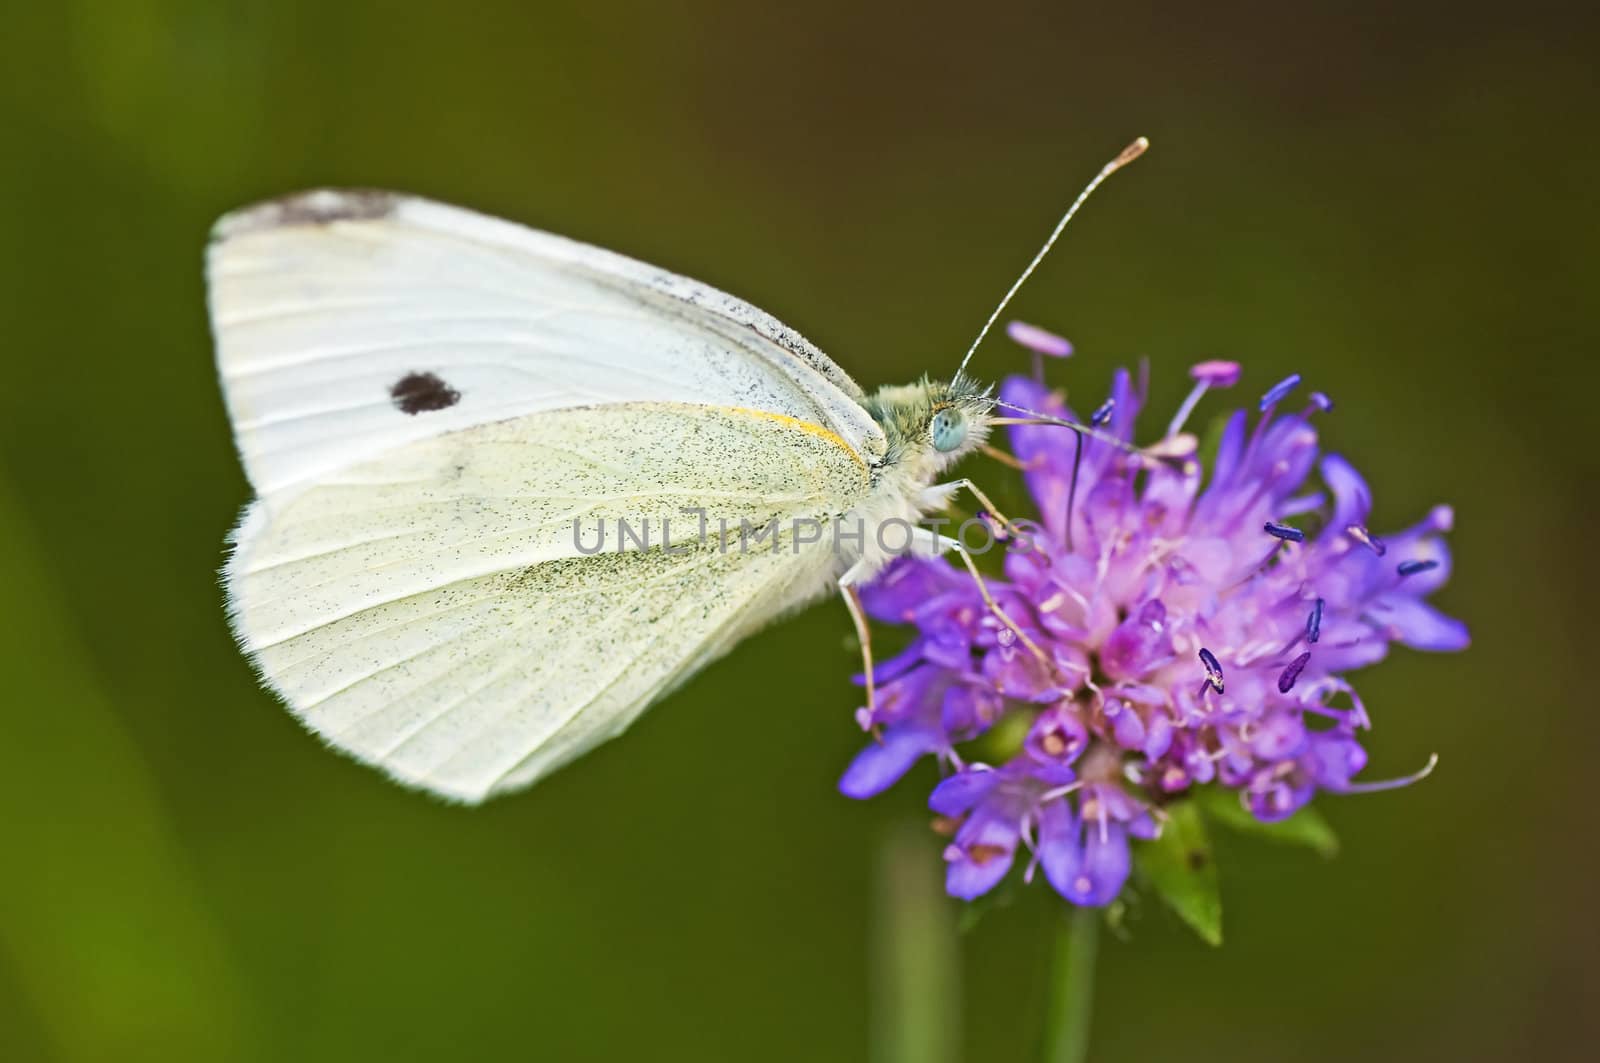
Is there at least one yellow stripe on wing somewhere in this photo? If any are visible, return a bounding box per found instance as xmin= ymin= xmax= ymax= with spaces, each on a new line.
xmin=723 ymin=407 xmax=870 ymax=474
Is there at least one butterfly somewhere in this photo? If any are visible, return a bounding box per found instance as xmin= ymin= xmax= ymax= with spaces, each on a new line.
xmin=209 ymin=141 xmax=1146 ymax=803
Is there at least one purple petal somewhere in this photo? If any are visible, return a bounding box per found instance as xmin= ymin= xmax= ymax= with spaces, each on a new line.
xmin=1304 ymin=731 xmax=1369 ymax=790
xmin=1246 ymin=776 xmax=1313 ymax=821
xmin=1039 ymin=802 xmax=1130 ymax=906
xmin=1000 ymin=376 xmax=1079 ymax=534
xmin=1076 ymin=822 xmax=1132 ymax=905
xmin=945 ymin=850 xmax=1015 ymax=900
xmin=944 ymin=812 xmax=1020 ymax=900
xmin=1320 ymin=453 xmax=1372 ymax=534
xmin=1199 ymin=410 xmax=1249 ymax=506
xmin=1107 ymin=700 xmax=1147 ymax=750
xmin=1143 ymin=712 xmax=1174 ymax=760
xmin=838 ymin=726 xmax=939 ymax=799
xmin=1126 ymin=812 xmax=1160 ymax=840
xmin=1249 ymin=710 xmax=1307 ymax=760
xmin=1250 ymin=415 xmax=1319 ymax=497
xmin=1099 ymin=599 xmax=1173 ymax=680
xmin=1025 ymin=704 xmax=1089 ymax=764
xmin=941 ymin=682 xmax=1003 ymax=740
xmin=1365 ymin=595 xmax=1470 ymax=652
xmin=853 ymin=640 xmax=926 ymax=687
xmin=928 ymin=767 xmax=1003 ymax=816
xmin=1036 ymin=801 xmax=1083 ymax=892
xmin=858 ymin=557 xmax=964 ymax=622
xmin=1383 ymin=536 xmax=1454 ymax=596
xmin=981 ymin=642 xmax=1057 ymax=701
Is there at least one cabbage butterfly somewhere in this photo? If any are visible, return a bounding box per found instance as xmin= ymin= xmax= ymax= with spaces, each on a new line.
xmin=210 ymin=141 xmax=1146 ymax=802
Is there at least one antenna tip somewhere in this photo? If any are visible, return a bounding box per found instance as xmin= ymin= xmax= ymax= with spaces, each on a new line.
xmin=1108 ymin=137 xmax=1149 ymax=172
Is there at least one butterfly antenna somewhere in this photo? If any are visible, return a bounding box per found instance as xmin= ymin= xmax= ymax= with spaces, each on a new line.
xmin=989 ymin=397 xmax=1133 ymax=454
xmin=955 ymin=137 xmax=1149 ymax=378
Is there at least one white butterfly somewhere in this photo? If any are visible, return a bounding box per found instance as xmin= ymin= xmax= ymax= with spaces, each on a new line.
xmin=209 ymin=143 xmax=1145 ymax=803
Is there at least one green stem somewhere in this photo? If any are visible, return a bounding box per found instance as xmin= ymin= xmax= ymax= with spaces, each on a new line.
xmin=872 ymin=820 xmax=961 ymax=1063
xmin=1043 ymin=906 xmax=1100 ymax=1063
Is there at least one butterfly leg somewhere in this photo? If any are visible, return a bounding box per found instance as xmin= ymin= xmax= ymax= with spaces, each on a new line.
xmin=837 ymin=565 xmax=878 ymax=721
xmin=916 ymin=530 xmax=1054 ymax=671
xmin=935 ymin=478 xmax=1024 ymax=537
xmin=978 ymin=444 xmax=1037 ymax=471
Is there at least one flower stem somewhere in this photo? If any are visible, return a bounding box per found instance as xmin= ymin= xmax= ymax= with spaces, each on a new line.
xmin=873 ymin=820 xmax=961 ymax=1063
xmin=1043 ymin=906 xmax=1100 ymax=1063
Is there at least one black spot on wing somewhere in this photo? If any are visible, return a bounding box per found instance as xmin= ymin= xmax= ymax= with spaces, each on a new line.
xmin=390 ymin=372 xmax=461 ymax=415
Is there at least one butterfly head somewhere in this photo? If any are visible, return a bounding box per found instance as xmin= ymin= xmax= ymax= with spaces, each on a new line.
xmin=865 ymin=373 xmax=993 ymax=477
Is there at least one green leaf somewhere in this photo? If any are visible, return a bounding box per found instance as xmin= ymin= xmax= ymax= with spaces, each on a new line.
xmin=1135 ymin=802 xmax=1223 ymax=945
xmin=1197 ymin=788 xmax=1340 ymax=858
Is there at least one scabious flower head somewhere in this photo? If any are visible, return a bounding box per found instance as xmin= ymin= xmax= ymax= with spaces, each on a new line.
xmin=840 ymin=335 xmax=1468 ymax=908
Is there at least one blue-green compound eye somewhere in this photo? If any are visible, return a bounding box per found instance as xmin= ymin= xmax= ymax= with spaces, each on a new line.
xmin=930 ymin=408 xmax=967 ymax=453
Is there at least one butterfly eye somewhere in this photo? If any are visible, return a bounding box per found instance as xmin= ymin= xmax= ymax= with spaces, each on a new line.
xmin=930 ymin=408 xmax=967 ymax=453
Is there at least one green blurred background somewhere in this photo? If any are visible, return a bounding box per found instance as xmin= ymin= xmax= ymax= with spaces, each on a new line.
xmin=2 ymin=2 xmax=1595 ymax=1060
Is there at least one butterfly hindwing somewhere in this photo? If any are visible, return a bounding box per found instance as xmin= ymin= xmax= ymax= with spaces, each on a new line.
xmin=226 ymin=402 xmax=871 ymax=801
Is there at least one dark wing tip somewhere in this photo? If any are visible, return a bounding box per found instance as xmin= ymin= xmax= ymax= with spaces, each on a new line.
xmin=210 ymin=189 xmax=403 ymax=243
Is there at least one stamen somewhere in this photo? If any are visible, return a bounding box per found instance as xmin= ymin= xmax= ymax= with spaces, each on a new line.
xmin=1065 ymin=428 xmax=1084 ymax=550
xmin=1340 ymin=753 xmax=1439 ymax=794
xmin=1008 ymin=321 xmax=1071 ymax=382
xmin=1053 ymin=396 xmax=1119 ymax=545
xmin=1259 ymin=373 xmax=1302 ymax=411
xmin=1306 ymin=598 xmax=1324 ymax=644
xmin=1167 ymin=383 xmax=1208 ymax=437
xmin=1309 ymin=391 xmax=1334 ymax=412
xmin=1397 ymin=559 xmax=1440 ymax=577
xmin=1041 ymin=781 xmax=1084 ymax=802
xmin=979 ymin=442 xmax=1037 ymax=471
xmin=1346 ymin=524 xmax=1387 ymax=556
xmin=1005 ymin=321 xmax=1074 ymax=358
xmin=1190 ymin=359 xmax=1243 ymax=387
xmin=1198 ymin=647 xmax=1225 ymax=693
xmin=1277 ymin=651 xmax=1312 ymax=693
xmin=1263 ymin=521 xmax=1305 ymax=543
xmin=1168 ymin=360 xmax=1241 ymax=437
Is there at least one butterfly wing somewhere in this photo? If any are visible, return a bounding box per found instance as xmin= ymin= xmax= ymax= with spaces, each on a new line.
xmin=208 ymin=189 xmax=885 ymax=500
xmin=226 ymin=402 xmax=871 ymax=803
xmin=209 ymin=191 xmax=892 ymax=799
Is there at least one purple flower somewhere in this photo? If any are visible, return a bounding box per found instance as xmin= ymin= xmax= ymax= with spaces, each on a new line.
xmin=840 ymin=339 xmax=1467 ymax=908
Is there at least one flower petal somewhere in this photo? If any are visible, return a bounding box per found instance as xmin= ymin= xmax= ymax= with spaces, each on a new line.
xmin=1039 ymin=802 xmax=1130 ymax=906
xmin=859 ymin=557 xmax=964 ymax=622
xmin=927 ymin=767 xmax=1003 ymax=816
xmin=945 ymin=811 xmax=1020 ymax=900
xmin=1320 ymin=453 xmax=1372 ymax=535
xmin=1076 ymin=823 xmax=1132 ymax=905
xmin=838 ymin=725 xmax=939 ymax=799
xmin=1365 ymin=595 xmax=1470 ymax=652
